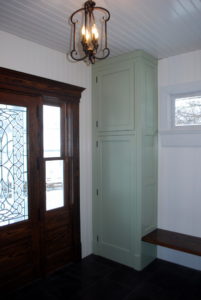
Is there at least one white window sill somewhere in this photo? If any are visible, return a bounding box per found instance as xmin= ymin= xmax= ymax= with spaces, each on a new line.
xmin=159 ymin=129 xmax=201 ymax=147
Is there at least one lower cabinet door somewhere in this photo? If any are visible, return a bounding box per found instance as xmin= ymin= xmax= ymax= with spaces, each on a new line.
xmin=94 ymin=135 xmax=137 ymax=267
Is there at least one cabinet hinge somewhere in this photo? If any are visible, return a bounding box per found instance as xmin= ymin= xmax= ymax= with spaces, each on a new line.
xmin=97 ymin=235 xmax=99 ymax=243
xmin=96 ymin=120 xmax=98 ymax=128
xmin=96 ymin=76 xmax=98 ymax=83
xmin=96 ymin=141 xmax=98 ymax=148
xmin=96 ymin=189 xmax=99 ymax=196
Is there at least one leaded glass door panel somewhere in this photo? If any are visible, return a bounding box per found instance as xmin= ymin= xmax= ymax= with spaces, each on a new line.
xmin=0 ymin=91 xmax=41 ymax=290
xmin=0 ymin=104 xmax=28 ymax=226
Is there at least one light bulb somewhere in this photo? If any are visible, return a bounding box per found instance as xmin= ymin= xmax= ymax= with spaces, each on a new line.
xmin=81 ymin=25 xmax=86 ymax=36
xmin=86 ymin=29 xmax=90 ymax=42
xmin=92 ymin=24 xmax=99 ymax=39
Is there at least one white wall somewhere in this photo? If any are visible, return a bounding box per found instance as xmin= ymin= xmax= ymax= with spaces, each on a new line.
xmin=158 ymin=49 xmax=201 ymax=270
xmin=0 ymin=30 xmax=92 ymax=258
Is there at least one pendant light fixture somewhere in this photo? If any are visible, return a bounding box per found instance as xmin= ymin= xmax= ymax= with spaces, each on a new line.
xmin=70 ymin=0 xmax=110 ymax=64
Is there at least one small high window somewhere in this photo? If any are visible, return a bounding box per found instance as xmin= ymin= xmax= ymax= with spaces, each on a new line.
xmin=173 ymin=94 xmax=201 ymax=127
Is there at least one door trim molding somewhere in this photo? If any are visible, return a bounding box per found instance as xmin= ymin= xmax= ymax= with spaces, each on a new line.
xmin=0 ymin=67 xmax=85 ymax=99
xmin=0 ymin=67 xmax=84 ymax=289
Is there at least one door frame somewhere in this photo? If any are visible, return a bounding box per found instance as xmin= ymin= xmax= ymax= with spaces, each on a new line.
xmin=0 ymin=67 xmax=84 ymax=288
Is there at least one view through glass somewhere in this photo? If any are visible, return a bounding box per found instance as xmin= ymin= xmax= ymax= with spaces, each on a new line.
xmin=175 ymin=95 xmax=201 ymax=126
xmin=45 ymin=160 xmax=64 ymax=211
xmin=43 ymin=105 xmax=64 ymax=211
xmin=43 ymin=105 xmax=61 ymax=157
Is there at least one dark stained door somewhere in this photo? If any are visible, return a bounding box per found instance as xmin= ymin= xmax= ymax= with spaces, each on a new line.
xmin=0 ymin=67 xmax=83 ymax=291
xmin=0 ymin=90 xmax=41 ymax=290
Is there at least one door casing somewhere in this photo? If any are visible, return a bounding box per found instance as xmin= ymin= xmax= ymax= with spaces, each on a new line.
xmin=0 ymin=67 xmax=84 ymax=291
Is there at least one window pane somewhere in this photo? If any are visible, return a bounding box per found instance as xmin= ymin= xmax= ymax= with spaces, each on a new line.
xmin=46 ymin=160 xmax=64 ymax=211
xmin=0 ymin=105 xmax=28 ymax=226
xmin=43 ymin=105 xmax=61 ymax=157
xmin=175 ymin=96 xmax=201 ymax=126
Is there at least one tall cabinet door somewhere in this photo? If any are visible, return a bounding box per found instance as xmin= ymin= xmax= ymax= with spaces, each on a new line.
xmin=0 ymin=90 xmax=41 ymax=290
xmin=94 ymin=135 xmax=136 ymax=266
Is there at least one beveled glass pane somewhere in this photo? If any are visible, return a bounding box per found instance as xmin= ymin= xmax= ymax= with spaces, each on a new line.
xmin=46 ymin=160 xmax=64 ymax=211
xmin=175 ymin=96 xmax=201 ymax=126
xmin=0 ymin=105 xmax=28 ymax=226
xmin=43 ymin=105 xmax=61 ymax=157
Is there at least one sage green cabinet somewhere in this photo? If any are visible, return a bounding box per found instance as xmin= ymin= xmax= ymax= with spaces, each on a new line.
xmin=92 ymin=50 xmax=158 ymax=270
xmin=96 ymin=61 xmax=134 ymax=132
xmin=96 ymin=135 xmax=136 ymax=266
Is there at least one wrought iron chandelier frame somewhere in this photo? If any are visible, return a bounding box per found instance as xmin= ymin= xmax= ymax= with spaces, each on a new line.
xmin=70 ymin=0 xmax=110 ymax=64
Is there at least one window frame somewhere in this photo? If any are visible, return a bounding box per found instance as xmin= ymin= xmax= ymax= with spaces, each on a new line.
xmin=42 ymin=98 xmax=67 ymax=212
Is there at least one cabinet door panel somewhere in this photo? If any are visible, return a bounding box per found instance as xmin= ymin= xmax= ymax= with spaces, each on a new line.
xmin=97 ymin=63 xmax=134 ymax=132
xmin=142 ymin=135 xmax=157 ymax=236
xmin=97 ymin=136 xmax=136 ymax=266
xmin=144 ymin=63 xmax=157 ymax=135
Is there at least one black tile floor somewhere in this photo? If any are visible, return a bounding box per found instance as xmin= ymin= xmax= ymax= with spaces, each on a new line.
xmin=6 ymin=255 xmax=201 ymax=299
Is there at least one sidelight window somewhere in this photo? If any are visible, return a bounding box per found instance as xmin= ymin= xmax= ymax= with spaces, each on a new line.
xmin=43 ymin=105 xmax=64 ymax=211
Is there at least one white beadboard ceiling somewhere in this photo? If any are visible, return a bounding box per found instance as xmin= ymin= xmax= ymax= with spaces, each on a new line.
xmin=0 ymin=0 xmax=201 ymax=59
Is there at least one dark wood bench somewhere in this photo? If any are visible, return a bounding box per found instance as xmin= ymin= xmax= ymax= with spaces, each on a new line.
xmin=142 ymin=229 xmax=201 ymax=257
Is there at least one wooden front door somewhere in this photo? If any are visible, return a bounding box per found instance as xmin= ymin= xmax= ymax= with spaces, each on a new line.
xmin=0 ymin=90 xmax=41 ymax=290
xmin=0 ymin=67 xmax=83 ymax=291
